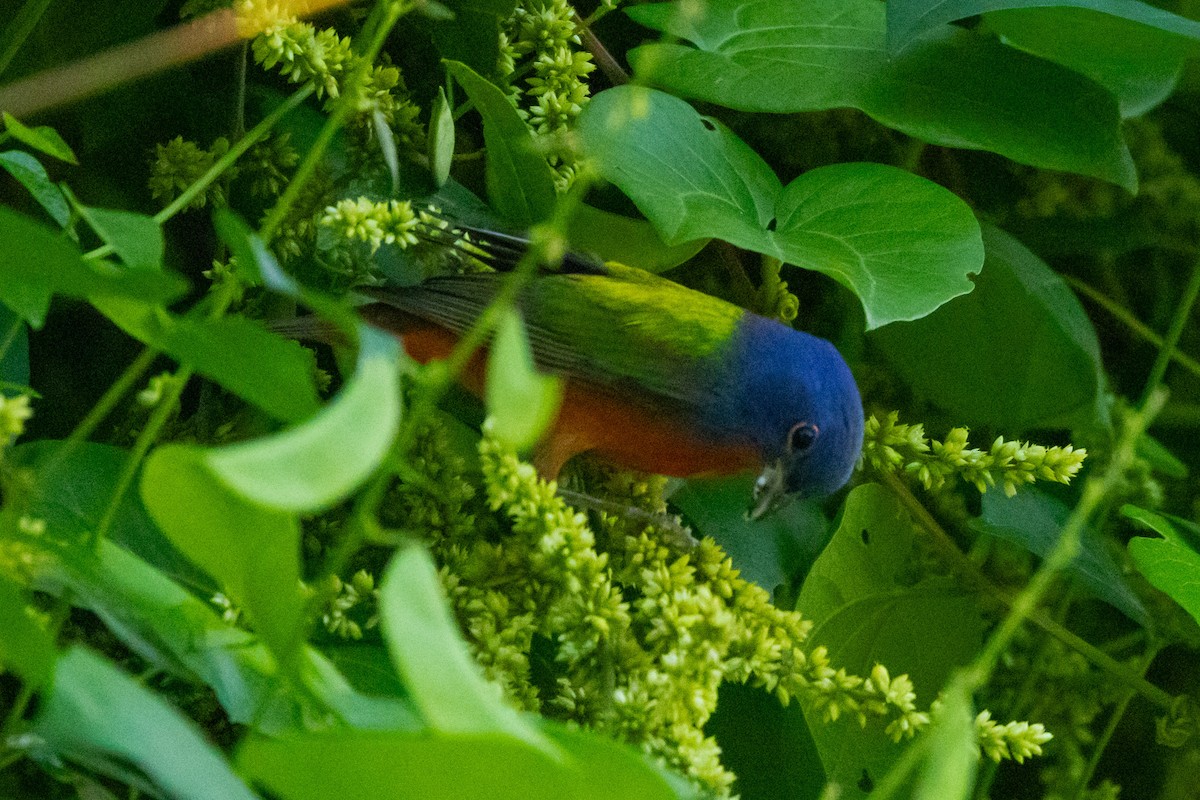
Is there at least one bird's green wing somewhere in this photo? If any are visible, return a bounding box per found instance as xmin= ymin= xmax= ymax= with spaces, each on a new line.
xmin=359 ymin=263 xmax=744 ymax=403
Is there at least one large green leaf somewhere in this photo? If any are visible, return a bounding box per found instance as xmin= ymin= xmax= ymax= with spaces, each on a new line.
xmin=797 ymin=483 xmax=986 ymax=798
xmin=141 ymin=444 xmax=305 ymax=665
xmin=56 ymin=540 xmax=419 ymax=734
xmin=985 ymin=7 xmax=1195 ymax=116
xmin=0 ymin=207 xmax=186 ymax=328
xmin=626 ymin=0 xmax=1135 ymax=189
xmin=871 ymin=224 xmax=1107 ymax=432
xmin=577 ymin=86 xmax=982 ymax=329
xmin=446 ymin=60 xmax=556 ymax=226
xmin=34 ymin=647 xmax=259 ymax=800
xmin=379 ymin=545 xmax=550 ymax=747
xmin=1125 ymin=505 xmax=1200 ymax=628
xmin=976 ymin=490 xmax=1148 ymax=626
xmin=240 ymin=726 xmax=693 ymax=800
xmin=204 ymin=325 xmax=401 ymax=512
xmin=672 ymin=475 xmax=830 ymax=596
xmin=92 ymin=295 xmax=321 ymax=423
xmin=887 ymin=0 xmax=1200 ymax=51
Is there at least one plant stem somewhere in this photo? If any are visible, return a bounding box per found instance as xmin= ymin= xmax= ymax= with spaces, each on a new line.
xmin=1068 ymin=275 xmax=1200 ymax=382
xmin=88 ymin=367 xmax=193 ymax=548
xmin=879 ymin=470 xmax=1173 ymax=710
xmin=1140 ymin=259 xmax=1200 ymax=409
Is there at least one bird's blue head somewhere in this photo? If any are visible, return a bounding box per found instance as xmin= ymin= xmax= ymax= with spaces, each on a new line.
xmin=714 ymin=314 xmax=864 ymax=518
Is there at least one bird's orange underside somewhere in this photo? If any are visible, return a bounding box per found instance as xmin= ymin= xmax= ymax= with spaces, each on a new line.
xmin=391 ymin=315 xmax=760 ymax=480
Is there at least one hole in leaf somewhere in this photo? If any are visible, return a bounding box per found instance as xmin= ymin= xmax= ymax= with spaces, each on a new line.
xmin=700 ymin=118 xmax=716 ymax=131
xmin=861 ymin=528 xmax=870 ymax=544
xmin=766 ymin=217 xmax=777 ymax=232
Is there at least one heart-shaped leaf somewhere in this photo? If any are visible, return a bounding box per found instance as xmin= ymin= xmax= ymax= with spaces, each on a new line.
xmin=578 ymin=86 xmax=982 ymax=328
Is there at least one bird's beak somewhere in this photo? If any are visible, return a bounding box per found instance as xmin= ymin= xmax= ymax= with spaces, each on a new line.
xmin=747 ymin=459 xmax=789 ymax=521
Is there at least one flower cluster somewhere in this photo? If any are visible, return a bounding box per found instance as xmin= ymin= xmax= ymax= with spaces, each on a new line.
xmin=248 ymin=6 xmax=423 ymax=148
xmin=320 ymin=198 xmax=420 ymax=254
xmin=975 ymin=709 xmax=1053 ymax=763
xmin=148 ymin=136 xmax=234 ymax=210
xmin=500 ymin=0 xmax=596 ymax=189
xmin=862 ymin=411 xmax=1088 ymax=496
xmin=388 ymin=420 xmax=1053 ymax=795
xmin=0 ymin=394 xmax=32 ymax=448
xmin=316 ymin=569 xmax=379 ymax=640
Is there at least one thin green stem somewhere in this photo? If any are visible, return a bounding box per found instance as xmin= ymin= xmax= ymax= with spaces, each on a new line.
xmin=1067 ymin=276 xmax=1200 ymax=382
xmin=1140 ymin=259 xmax=1200 ymax=409
xmin=963 ymin=391 xmax=1162 ymax=692
xmin=879 ymin=470 xmax=1172 ymax=710
xmin=65 ymin=346 xmax=159 ymax=446
xmin=0 ymin=0 xmax=53 ymax=79
xmin=87 ymin=367 xmax=193 ymax=549
xmin=1070 ymin=646 xmax=1159 ymax=800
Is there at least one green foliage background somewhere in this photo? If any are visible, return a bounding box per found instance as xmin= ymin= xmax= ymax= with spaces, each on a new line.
xmin=1 ymin=0 xmax=1200 ymax=798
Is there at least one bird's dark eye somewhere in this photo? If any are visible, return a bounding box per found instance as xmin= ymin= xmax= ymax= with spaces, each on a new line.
xmin=788 ymin=422 xmax=819 ymax=453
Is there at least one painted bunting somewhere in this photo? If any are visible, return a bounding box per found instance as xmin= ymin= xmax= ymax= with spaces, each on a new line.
xmin=356 ymin=223 xmax=863 ymax=518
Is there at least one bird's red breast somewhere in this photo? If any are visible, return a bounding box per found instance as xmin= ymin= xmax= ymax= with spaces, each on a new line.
xmin=360 ymin=302 xmax=760 ymax=480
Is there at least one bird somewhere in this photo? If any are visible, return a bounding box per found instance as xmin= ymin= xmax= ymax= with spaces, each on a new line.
xmin=350 ymin=218 xmax=864 ymax=519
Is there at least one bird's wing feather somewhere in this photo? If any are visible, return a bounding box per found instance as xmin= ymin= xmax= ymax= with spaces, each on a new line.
xmin=357 ymin=265 xmax=744 ymax=405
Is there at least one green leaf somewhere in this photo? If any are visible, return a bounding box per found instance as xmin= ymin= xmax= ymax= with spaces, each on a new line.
xmin=204 ymin=325 xmax=401 ymax=512
xmin=429 ymin=86 xmax=455 ymax=187
xmin=446 ymin=60 xmax=556 ymax=226
xmin=566 ymin=205 xmax=706 ymax=274
xmin=985 ymin=7 xmax=1194 ymax=116
xmin=578 ymin=86 xmax=982 ymax=329
xmin=705 ymin=683 xmax=826 ymax=800
xmin=486 ymin=308 xmax=563 ymax=451
xmin=1125 ymin=505 xmax=1200 ymax=628
xmin=429 ymin=0 xmax=518 ymax=79
xmin=3 ymin=112 xmax=78 ymax=164
xmin=0 ymin=573 xmax=56 ymax=687
xmin=797 ymin=483 xmax=986 ymax=798
xmin=672 ymin=475 xmax=830 ymax=596
xmin=626 ymin=0 xmax=1135 ymax=189
xmin=975 ymin=490 xmax=1148 ymax=626
xmin=11 ymin=441 xmax=209 ymax=588
xmin=373 ymin=109 xmax=402 ymax=195
xmin=238 ymin=713 xmax=693 ymax=800
xmin=380 ymin=544 xmax=552 ymax=748
xmin=76 ymin=205 xmax=164 ymax=268
xmin=912 ymin=679 xmax=977 ymax=800
xmin=141 ymin=445 xmax=305 ymax=664
xmin=0 ymin=206 xmax=187 ymax=328
xmin=34 ymin=647 xmax=258 ymax=800
xmin=91 ymin=295 xmax=321 ymax=423
xmin=53 ymin=539 xmax=418 ymax=734
xmin=887 ymin=0 xmax=1200 ymax=52
xmin=0 ymin=150 xmax=70 ymax=226
xmin=871 ymin=224 xmax=1107 ymax=431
